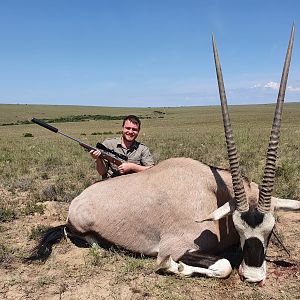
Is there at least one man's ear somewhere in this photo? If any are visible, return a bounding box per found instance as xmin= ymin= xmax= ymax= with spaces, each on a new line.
xmin=196 ymin=200 xmax=235 ymax=223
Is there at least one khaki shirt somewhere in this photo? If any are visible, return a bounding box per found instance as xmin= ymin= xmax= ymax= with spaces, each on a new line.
xmin=101 ymin=137 xmax=154 ymax=178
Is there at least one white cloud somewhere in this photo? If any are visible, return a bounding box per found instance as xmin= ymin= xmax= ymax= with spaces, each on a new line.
xmin=252 ymin=83 xmax=262 ymax=88
xmin=264 ymin=81 xmax=279 ymax=89
xmin=251 ymin=81 xmax=300 ymax=93
xmin=287 ymin=86 xmax=300 ymax=92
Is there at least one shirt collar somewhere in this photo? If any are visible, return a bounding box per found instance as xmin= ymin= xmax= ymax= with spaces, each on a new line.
xmin=117 ymin=137 xmax=139 ymax=150
xmin=116 ymin=137 xmax=123 ymax=147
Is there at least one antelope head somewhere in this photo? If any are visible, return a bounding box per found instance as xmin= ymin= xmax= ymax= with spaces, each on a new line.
xmin=209 ymin=25 xmax=298 ymax=286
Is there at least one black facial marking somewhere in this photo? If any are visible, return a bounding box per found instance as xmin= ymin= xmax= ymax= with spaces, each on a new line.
xmin=243 ymin=237 xmax=265 ymax=267
xmin=241 ymin=208 xmax=264 ymax=228
xmin=179 ymin=250 xmax=221 ymax=269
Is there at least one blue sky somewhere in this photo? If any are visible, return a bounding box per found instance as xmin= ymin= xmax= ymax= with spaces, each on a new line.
xmin=0 ymin=0 xmax=299 ymax=107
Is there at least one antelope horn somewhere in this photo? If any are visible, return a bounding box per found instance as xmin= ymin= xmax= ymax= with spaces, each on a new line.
xmin=258 ymin=24 xmax=295 ymax=213
xmin=212 ymin=33 xmax=249 ymax=213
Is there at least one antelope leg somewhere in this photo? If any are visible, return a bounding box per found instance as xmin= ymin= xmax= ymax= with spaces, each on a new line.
xmin=178 ymin=258 xmax=232 ymax=278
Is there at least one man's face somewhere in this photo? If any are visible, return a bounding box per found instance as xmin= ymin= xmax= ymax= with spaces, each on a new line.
xmin=122 ymin=120 xmax=140 ymax=142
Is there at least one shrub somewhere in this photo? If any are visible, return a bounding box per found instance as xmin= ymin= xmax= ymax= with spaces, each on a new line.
xmin=22 ymin=201 xmax=44 ymax=216
xmin=23 ymin=132 xmax=33 ymax=137
xmin=85 ymin=243 xmax=103 ymax=266
xmin=0 ymin=243 xmax=13 ymax=265
xmin=39 ymin=185 xmax=57 ymax=201
xmin=0 ymin=206 xmax=17 ymax=222
xmin=28 ymin=224 xmax=49 ymax=240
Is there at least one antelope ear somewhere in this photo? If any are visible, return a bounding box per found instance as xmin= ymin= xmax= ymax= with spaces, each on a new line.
xmin=196 ymin=200 xmax=235 ymax=222
xmin=273 ymin=197 xmax=300 ymax=211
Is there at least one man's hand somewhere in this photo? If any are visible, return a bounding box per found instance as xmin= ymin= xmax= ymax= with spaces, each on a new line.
xmin=118 ymin=162 xmax=135 ymax=174
xmin=90 ymin=149 xmax=108 ymax=176
xmin=89 ymin=149 xmax=102 ymax=160
xmin=118 ymin=162 xmax=152 ymax=174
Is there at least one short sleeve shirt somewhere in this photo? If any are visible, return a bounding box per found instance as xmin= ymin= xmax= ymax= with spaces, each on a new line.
xmin=101 ymin=137 xmax=154 ymax=178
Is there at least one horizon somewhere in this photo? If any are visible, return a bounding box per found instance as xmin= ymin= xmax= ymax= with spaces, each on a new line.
xmin=0 ymin=0 xmax=299 ymax=107
xmin=1 ymin=101 xmax=300 ymax=109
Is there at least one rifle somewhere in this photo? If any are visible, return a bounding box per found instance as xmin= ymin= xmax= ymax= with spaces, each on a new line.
xmin=31 ymin=118 xmax=127 ymax=166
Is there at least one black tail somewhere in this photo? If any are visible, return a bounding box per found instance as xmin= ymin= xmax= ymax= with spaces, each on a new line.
xmin=26 ymin=225 xmax=65 ymax=261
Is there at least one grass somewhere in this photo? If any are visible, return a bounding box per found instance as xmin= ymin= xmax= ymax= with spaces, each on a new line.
xmin=0 ymin=103 xmax=299 ymax=299
xmin=0 ymin=103 xmax=299 ymax=221
xmin=22 ymin=201 xmax=44 ymax=216
xmin=28 ymin=225 xmax=50 ymax=241
xmin=85 ymin=243 xmax=104 ymax=267
xmin=0 ymin=244 xmax=14 ymax=266
xmin=0 ymin=206 xmax=17 ymax=222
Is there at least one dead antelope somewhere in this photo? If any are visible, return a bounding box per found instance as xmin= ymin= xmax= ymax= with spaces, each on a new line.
xmin=29 ymin=25 xmax=299 ymax=286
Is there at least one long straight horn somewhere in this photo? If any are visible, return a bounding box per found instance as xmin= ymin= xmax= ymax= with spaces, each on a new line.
xmin=258 ymin=24 xmax=295 ymax=213
xmin=212 ymin=33 xmax=249 ymax=213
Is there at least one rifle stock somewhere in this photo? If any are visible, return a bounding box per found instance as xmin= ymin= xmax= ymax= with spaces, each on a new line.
xmin=31 ymin=118 xmax=127 ymax=166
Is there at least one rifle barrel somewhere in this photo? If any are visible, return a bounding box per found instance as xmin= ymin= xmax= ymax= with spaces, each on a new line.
xmin=32 ymin=117 xmax=58 ymax=133
xmin=32 ymin=117 xmax=93 ymax=148
xmin=31 ymin=117 xmax=126 ymax=166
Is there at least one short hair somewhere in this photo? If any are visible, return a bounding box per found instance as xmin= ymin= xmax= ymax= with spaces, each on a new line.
xmin=122 ymin=115 xmax=141 ymax=129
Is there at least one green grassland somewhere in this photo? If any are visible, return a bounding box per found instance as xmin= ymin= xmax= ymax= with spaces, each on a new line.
xmin=0 ymin=102 xmax=299 ymax=299
xmin=1 ymin=103 xmax=299 ymax=205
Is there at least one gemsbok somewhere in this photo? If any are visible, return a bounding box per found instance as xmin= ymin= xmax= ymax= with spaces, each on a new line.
xmin=29 ymin=25 xmax=299 ymax=286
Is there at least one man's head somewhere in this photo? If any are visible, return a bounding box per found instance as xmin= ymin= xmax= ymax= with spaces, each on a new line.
xmin=122 ymin=115 xmax=141 ymax=143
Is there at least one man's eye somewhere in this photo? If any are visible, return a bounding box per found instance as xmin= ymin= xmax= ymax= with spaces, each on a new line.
xmin=125 ymin=127 xmax=138 ymax=131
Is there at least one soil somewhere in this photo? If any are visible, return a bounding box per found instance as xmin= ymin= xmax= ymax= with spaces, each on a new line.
xmin=1 ymin=190 xmax=299 ymax=300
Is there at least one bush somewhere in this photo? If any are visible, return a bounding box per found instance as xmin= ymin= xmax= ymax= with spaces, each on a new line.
xmin=28 ymin=224 xmax=49 ymax=240
xmin=23 ymin=132 xmax=33 ymax=137
xmin=22 ymin=201 xmax=44 ymax=216
xmin=0 ymin=243 xmax=13 ymax=265
xmin=0 ymin=206 xmax=17 ymax=222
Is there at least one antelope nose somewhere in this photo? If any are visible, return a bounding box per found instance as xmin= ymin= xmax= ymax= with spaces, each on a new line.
xmin=240 ymin=275 xmax=265 ymax=286
xmin=238 ymin=265 xmax=245 ymax=281
xmin=258 ymin=279 xmax=265 ymax=287
xmin=239 ymin=274 xmax=246 ymax=282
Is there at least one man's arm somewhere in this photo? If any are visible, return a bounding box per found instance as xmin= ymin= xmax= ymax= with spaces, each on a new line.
xmin=117 ymin=145 xmax=154 ymax=174
xmin=140 ymin=145 xmax=155 ymax=167
xmin=90 ymin=149 xmax=108 ymax=176
xmin=90 ymin=141 xmax=154 ymax=176
xmin=117 ymin=163 xmax=151 ymax=174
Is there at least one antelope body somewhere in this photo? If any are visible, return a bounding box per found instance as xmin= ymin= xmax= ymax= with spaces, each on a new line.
xmin=68 ymin=159 xmax=243 ymax=258
xmin=29 ymin=25 xmax=299 ymax=286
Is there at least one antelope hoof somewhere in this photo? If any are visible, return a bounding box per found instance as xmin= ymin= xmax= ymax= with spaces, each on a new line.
xmin=209 ymin=259 xmax=232 ymax=278
xmin=156 ymin=256 xmax=180 ymax=274
xmin=178 ymin=262 xmax=194 ymax=277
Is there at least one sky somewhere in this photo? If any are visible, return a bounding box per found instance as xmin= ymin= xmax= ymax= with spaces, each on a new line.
xmin=0 ymin=0 xmax=299 ymax=107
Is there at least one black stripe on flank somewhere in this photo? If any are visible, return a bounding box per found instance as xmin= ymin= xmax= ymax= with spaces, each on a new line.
xmin=178 ymin=245 xmax=242 ymax=269
xmin=243 ymin=237 xmax=265 ymax=267
xmin=179 ymin=251 xmax=222 ymax=269
xmin=241 ymin=208 xmax=264 ymax=228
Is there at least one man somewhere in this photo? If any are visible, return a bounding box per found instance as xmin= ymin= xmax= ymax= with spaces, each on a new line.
xmin=90 ymin=115 xmax=154 ymax=178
